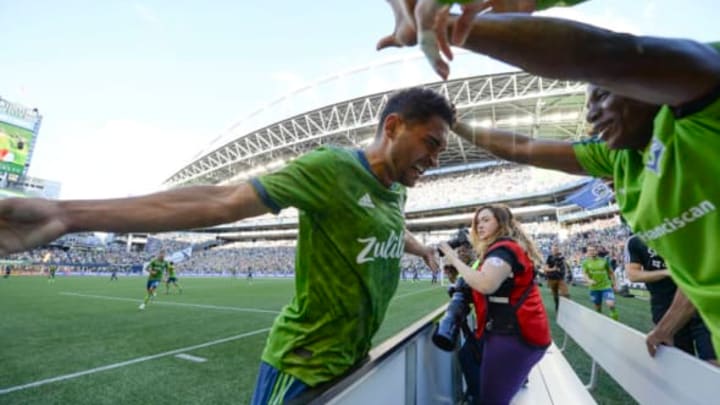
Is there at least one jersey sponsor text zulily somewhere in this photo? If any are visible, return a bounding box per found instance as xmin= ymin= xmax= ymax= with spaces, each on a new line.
xmin=356 ymin=231 xmax=405 ymax=264
xmin=637 ymin=200 xmax=716 ymax=242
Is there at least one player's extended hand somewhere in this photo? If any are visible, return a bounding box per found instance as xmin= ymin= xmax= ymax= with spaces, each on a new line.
xmin=379 ymin=0 xmax=538 ymax=80
xmin=437 ymin=242 xmax=459 ymax=261
xmin=0 ymin=198 xmax=68 ymax=255
xmin=377 ymin=0 xmax=418 ymax=50
xmin=420 ymin=244 xmax=440 ymax=272
xmin=646 ymin=326 xmax=674 ymax=357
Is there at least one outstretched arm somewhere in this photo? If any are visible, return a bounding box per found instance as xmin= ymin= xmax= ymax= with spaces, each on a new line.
xmin=438 ymin=242 xmax=510 ymax=294
xmin=455 ymin=13 xmax=720 ymax=106
xmin=453 ymin=121 xmax=586 ymax=174
xmin=0 ymin=183 xmax=270 ymax=255
xmin=405 ymin=229 xmax=439 ymax=271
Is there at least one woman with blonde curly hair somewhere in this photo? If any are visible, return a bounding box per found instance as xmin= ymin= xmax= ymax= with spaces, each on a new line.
xmin=439 ymin=204 xmax=550 ymax=404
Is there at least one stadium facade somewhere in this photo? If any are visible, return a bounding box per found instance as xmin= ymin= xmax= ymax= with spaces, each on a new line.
xmin=162 ymin=71 xmax=610 ymax=241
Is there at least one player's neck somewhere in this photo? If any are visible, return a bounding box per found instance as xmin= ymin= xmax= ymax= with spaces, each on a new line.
xmin=363 ymin=143 xmax=394 ymax=188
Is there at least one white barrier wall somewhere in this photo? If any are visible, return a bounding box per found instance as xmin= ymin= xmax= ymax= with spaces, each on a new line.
xmin=558 ymin=297 xmax=720 ymax=405
xmin=306 ymin=306 xmax=461 ymax=405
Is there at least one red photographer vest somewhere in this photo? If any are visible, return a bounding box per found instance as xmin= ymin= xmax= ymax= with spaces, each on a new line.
xmin=471 ymin=239 xmax=551 ymax=348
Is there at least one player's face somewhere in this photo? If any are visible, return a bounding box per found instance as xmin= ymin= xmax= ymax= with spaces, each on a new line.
xmin=474 ymin=208 xmax=499 ymax=241
xmin=586 ymin=86 xmax=658 ymax=150
xmin=552 ymin=245 xmax=560 ymax=255
xmin=390 ymin=114 xmax=448 ymax=187
xmin=587 ymin=246 xmax=597 ymax=257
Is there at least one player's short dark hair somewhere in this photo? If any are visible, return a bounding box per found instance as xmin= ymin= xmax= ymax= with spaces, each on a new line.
xmin=376 ymin=87 xmax=454 ymax=138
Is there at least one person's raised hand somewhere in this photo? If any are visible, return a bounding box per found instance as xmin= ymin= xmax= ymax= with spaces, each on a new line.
xmin=377 ymin=0 xmax=419 ymax=50
xmin=0 ymin=198 xmax=68 ymax=256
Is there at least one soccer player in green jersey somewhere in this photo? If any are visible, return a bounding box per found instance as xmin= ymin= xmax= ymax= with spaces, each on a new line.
xmin=0 ymin=87 xmax=453 ymax=403
xmin=165 ymin=261 xmax=182 ymax=295
xmin=140 ymin=251 xmax=169 ymax=310
xmin=379 ymin=4 xmax=720 ymax=360
xmin=582 ymin=245 xmax=618 ymax=320
xmin=47 ymin=265 xmax=57 ymax=284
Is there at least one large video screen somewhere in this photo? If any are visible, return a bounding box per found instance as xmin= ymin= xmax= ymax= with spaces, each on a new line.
xmin=0 ymin=120 xmax=34 ymax=175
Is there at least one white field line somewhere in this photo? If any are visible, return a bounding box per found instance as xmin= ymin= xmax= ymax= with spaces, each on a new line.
xmin=0 ymin=327 xmax=270 ymax=395
xmin=59 ymin=292 xmax=281 ymax=314
xmin=175 ymin=353 xmax=207 ymax=363
xmin=7 ymin=286 xmax=441 ymax=395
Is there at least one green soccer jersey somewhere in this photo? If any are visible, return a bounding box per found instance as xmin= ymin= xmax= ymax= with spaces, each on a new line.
xmin=573 ymin=82 xmax=720 ymax=356
xmin=167 ymin=265 xmax=176 ymax=278
xmin=582 ymin=257 xmax=612 ymax=291
xmin=147 ymin=259 xmax=169 ymax=281
xmin=251 ymin=146 xmax=407 ymax=386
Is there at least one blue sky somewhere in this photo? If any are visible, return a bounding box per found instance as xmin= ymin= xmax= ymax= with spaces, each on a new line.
xmin=0 ymin=0 xmax=717 ymax=199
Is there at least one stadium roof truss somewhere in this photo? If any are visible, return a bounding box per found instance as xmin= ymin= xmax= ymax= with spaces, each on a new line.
xmin=164 ymin=72 xmax=589 ymax=188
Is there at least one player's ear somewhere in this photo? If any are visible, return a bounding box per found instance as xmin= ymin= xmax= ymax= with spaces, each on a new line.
xmin=383 ymin=113 xmax=403 ymax=140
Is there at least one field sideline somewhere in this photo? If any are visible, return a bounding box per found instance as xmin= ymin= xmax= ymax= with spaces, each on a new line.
xmin=1 ymin=276 xmax=654 ymax=404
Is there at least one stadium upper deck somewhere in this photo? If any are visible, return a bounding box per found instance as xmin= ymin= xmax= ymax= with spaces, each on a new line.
xmin=163 ymin=70 xmax=589 ymax=188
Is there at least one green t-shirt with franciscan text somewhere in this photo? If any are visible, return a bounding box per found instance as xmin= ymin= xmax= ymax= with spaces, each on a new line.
xmin=573 ymin=64 xmax=720 ymax=355
xmin=251 ymin=146 xmax=407 ymax=386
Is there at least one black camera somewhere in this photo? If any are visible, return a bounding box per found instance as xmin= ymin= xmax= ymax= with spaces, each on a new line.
xmin=438 ymin=227 xmax=470 ymax=257
xmin=432 ymin=277 xmax=473 ymax=351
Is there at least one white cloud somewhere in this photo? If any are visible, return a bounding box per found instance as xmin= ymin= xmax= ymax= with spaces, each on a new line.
xmin=642 ymin=1 xmax=658 ymax=23
xmin=133 ymin=3 xmax=160 ymax=25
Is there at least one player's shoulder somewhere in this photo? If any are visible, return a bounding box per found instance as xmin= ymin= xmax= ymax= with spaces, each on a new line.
xmin=625 ymin=235 xmax=643 ymax=250
xmin=301 ymin=145 xmax=352 ymax=163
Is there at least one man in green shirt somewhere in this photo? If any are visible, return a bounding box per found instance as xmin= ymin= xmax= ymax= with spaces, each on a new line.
xmin=379 ymin=7 xmax=720 ymax=359
xmin=165 ymin=261 xmax=182 ymax=295
xmin=47 ymin=264 xmax=57 ymax=284
xmin=582 ymin=245 xmax=618 ymax=320
xmin=0 ymin=87 xmax=453 ymax=403
xmin=140 ymin=250 xmax=169 ymax=310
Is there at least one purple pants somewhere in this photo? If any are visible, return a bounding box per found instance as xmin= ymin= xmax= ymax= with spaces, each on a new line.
xmin=478 ymin=333 xmax=547 ymax=404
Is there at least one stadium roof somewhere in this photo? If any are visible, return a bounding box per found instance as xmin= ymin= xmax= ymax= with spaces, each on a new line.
xmin=163 ymin=71 xmax=589 ymax=188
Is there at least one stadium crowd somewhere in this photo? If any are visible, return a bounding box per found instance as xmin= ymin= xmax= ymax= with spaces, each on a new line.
xmin=2 ymin=215 xmax=632 ymax=283
xmin=406 ymin=165 xmax=583 ymax=210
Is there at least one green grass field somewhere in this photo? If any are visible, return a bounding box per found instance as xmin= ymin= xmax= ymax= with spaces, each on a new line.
xmin=0 ymin=276 xmax=654 ymax=404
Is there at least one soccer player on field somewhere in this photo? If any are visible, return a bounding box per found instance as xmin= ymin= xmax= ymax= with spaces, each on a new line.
xmin=165 ymin=261 xmax=182 ymax=294
xmin=140 ymin=251 xmax=169 ymax=310
xmin=0 ymin=87 xmax=451 ymax=403
xmin=47 ymin=264 xmax=57 ymax=284
xmin=582 ymin=245 xmax=618 ymax=320
xmin=379 ymin=3 xmax=720 ymax=360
